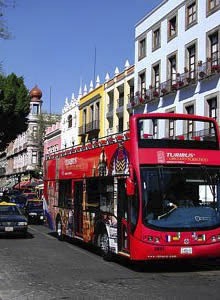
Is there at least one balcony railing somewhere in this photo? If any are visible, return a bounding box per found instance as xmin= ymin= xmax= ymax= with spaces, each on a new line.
xmin=198 ymin=55 xmax=220 ymax=80
xmin=127 ymin=94 xmax=135 ymax=110
xmin=86 ymin=120 xmax=100 ymax=134
xmin=131 ymin=56 xmax=220 ymax=107
xmin=78 ymin=124 xmax=86 ymax=136
xmin=116 ymin=98 xmax=124 ymax=115
xmin=116 ymin=125 xmax=123 ymax=133
xmin=106 ymin=104 xmax=113 ymax=118
xmin=107 ymin=127 xmax=113 ymax=135
xmin=117 ymin=97 xmax=124 ymax=107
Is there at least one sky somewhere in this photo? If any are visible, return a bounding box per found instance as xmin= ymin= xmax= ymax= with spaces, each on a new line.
xmin=0 ymin=0 xmax=163 ymax=114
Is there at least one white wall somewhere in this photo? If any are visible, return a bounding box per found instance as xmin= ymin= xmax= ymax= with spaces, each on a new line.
xmin=134 ymin=0 xmax=220 ymax=117
xmin=61 ymin=97 xmax=79 ymax=149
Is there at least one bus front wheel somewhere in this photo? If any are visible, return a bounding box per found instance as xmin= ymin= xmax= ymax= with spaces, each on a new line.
xmin=56 ymin=219 xmax=64 ymax=241
xmin=98 ymin=230 xmax=112 ymax=261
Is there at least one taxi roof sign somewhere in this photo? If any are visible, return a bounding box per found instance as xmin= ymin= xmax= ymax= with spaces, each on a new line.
xmin=0 ymin=201 xmax=16 ymax=206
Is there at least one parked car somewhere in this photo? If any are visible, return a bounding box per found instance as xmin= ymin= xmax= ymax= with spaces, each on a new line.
xmin=25 ymin=199 xmax=45 ymax=224
xmin=9 ymin=194 xmax=27 ymax=210
xmin=25 ymin=193 xmax=38 ymax=200
xmin=0 ymin=201 xmax=28 ymax=237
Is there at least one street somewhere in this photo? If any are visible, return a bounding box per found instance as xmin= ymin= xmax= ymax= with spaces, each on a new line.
xmin=0 ymin=225 xmax=220 ymax=300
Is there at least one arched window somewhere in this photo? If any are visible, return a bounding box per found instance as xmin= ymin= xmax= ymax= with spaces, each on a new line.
xmin=68 ymin=115 xmax=72 ymax=128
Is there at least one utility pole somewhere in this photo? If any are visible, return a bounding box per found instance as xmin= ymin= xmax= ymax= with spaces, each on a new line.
xmin=49 ymin=86 xmax=52 ymax=121
xmin=93 ymin=47 xmax=96 ymax=84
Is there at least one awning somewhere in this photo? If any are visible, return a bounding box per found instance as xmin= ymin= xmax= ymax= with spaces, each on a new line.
xmin=14 ymin=181 xmax=31 ymax=189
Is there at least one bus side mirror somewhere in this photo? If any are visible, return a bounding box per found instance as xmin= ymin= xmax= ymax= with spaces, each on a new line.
xmin=126 ymin=177 xmax=135 ymax=196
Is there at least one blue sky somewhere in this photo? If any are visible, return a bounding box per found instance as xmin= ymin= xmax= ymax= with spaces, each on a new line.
xmin=0 ymin=0 xmax=162 ymax=114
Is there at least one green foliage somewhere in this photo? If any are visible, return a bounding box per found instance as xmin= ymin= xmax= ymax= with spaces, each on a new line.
xmin=0 ymin=73 xmax=31 ymax=151
xmin=0 ymin=0 xmax=11 ymax=40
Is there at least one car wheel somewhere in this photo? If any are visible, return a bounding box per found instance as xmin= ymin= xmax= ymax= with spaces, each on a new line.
xmin=56 ymin=219 xmax=64 ymax=241
xmin=98 ymin=230 xmax=112 ymax=261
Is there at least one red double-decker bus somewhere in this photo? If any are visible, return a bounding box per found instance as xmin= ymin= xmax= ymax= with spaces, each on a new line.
xmin=44 ymin=113 xmax=220 ymax=261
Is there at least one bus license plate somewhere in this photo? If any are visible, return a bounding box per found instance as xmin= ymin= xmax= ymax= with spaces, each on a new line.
xmin=181 ymin=247 xmax=192 ymax=254
xmin=5 ymin=227 xmax=13 ymax=232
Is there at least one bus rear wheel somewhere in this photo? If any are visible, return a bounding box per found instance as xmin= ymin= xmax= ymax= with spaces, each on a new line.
xmin=56 ymin=219 xmax=64 ymax=241
xmin=98 ymin=230 xmax=112 ymax=261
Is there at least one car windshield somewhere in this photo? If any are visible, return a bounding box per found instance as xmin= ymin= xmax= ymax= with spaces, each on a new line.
xmin=0 ymin=205 xmax=21 ymax=216
xmin=27 ymin=201 xmax=43 ymax=209
xmin=13 ymin=197 xmax=27 ymax=204
xmin=141 ymin=166 xmax=220 ymax=230
xmin=26 ymin=194 xmax=37 ymax=200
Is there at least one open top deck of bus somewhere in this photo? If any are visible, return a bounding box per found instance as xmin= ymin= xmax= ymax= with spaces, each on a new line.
xmin=46 ymin=113 xmax=219 ymax=161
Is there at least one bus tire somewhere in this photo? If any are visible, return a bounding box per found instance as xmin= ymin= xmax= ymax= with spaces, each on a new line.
xmin=98 ymin=230 xmax=112 ymax=261
xmin=56 ymin=219 xmax=64 ymax=241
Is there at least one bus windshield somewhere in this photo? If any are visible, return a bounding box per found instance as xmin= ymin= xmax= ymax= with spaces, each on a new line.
xmin=141 ymin=166 xmax=220 ymax=230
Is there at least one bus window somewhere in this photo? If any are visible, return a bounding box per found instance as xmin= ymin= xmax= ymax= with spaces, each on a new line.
xmin=99 ymin=179 xmax=114 ymax=214
xmin=130 ymin=174 xmax=139 ymax=234
xmin=86 ymin=180 xmax=100 ymax=211
xmin=58 ymin=180 xmax=72 ymax=208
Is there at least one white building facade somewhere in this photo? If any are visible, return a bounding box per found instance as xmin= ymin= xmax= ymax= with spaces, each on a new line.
xmin=134 ymin=0 xmax=219 ymax=136
xmin=61 ymin=94 xmax=79 ymax=148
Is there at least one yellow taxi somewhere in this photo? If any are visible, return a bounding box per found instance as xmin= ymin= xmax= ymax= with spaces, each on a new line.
xmin=0 ymin=201 xmax=28 ymax=237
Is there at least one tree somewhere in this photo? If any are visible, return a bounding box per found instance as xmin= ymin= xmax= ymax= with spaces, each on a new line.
xmin=0 ymin=0 xmax=13 ymax=41
xmin=0 ymin=73 xmax=31 ymax=151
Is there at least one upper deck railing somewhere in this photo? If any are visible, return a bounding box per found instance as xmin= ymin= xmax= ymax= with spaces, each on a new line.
xmin=136 ymin=114 xmax=219 ymax=150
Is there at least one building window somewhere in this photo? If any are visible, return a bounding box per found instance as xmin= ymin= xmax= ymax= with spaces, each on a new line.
xmin=32 ymin=151 xmax=37 ymax=164
xmin=209 ymin=31 xmax=219 ymax=66
xmin=90 ymin=105 xmax=94 ymax=123
xmin=118 ymin=117 xmax=123 ymax=133
xmin=153 ymin=64 xmax=160 ymax=91
xmin=153 ymin=27 xmax=160 ymax=50
xmin=168 ymin=15 xmax=177 ymax=40
xmin=207 ymin=0 xmax=220 ymax=15
xmin=67 ymin=115 xmax=72 ymax=128
xmin=187 ymin=44 xmax=196 ymax=79
xmin=33 ymin=126 xmax=38 ymax=138
xmin=95 ymin=102 xmax=100 ymax=123
xmin=83 ymin=109 xmax=87 ymax=126
xmin=138 ymin=72 xmax=146 ymax=98
xmin=186 ymin=1 xmax=197 ymax=29
xmin=185 ymin=105 xmax=194 ymax=138
xmin=208 ymin=97 xmax=217 ymax=134
xmin=32 ymin=104 xmax=39 ymax=115
xmin=139 ymin=38 xmax=146 ymax=60
xmin=208 ymin=97 xmax=217 ymax=120
xmin=168 ymin=55 xmax=177 ymax=85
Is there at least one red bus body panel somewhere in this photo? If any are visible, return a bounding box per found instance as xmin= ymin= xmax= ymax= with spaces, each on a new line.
xmin=45 ymin=113 xmax=220 ymax=261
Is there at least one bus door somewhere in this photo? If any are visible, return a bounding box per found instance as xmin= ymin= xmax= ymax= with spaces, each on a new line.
xmin=117 ymin=178 xmax=130 ymax=254
xmin=74 ymin=181 xmax=83 ymax=237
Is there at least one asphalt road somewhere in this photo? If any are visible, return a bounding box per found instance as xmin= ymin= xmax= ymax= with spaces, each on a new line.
xmin=0 ymin=225 xmax=220 ymax=300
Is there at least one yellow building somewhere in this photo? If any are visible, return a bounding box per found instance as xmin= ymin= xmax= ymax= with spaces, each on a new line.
xmin=104 ymin=61 xmax=134 ymax=136
xmin=78 ymin=80 xmax=105 ymax=144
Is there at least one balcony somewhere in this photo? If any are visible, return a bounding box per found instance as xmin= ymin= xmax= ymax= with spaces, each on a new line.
xmin=198 ymin=55 xmax=220 ymax=81
xmin=116 ymin=98 xmax=124 ymax=115
xmin=116 ymin=125 xmax=123 ymax=133
xmin=106 ymin=104 xmax=113 ymax=119
xmin=78 ymin=125 xmax=86 ymax=136
xmin=127 ymin=94 xmax=135 ymax=110
xmin=130 ymin=57 xmax=220 ymax=108
xmin=107 ymin=127 xmax=113 ymax=135
xmin=86 ymin=120 xmax=100 ymax=134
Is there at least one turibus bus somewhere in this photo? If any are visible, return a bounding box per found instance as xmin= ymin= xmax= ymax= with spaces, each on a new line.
xmin=44 ymin=113 xmax=220 ymax=261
